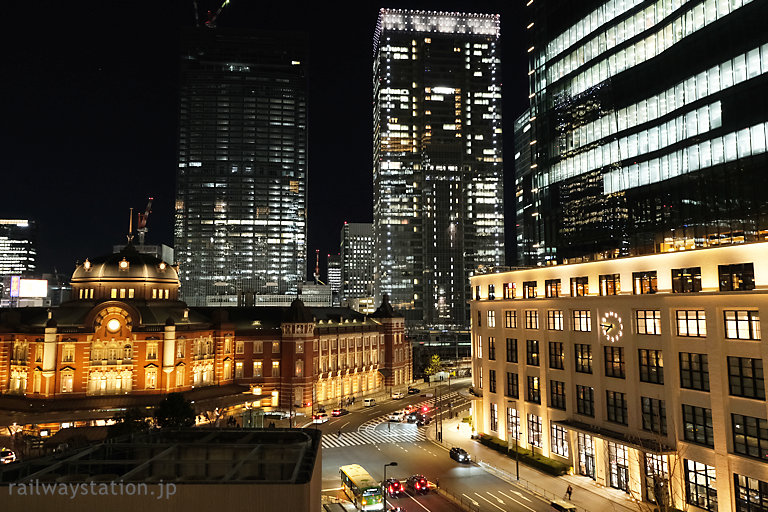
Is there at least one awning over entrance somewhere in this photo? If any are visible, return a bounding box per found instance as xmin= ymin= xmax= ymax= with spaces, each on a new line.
xmin=553 ymin=419 xmax=676 ymax=454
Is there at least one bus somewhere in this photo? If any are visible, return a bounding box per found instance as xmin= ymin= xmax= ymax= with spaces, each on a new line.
xmin=339 ymin=464 xmax=384 ymax=510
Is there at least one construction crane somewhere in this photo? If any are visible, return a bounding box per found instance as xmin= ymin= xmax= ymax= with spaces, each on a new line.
xmin=136 ymin=198 xmax=153 ymax=246
xmin=192 ymin=0 xmax=232 ymax=28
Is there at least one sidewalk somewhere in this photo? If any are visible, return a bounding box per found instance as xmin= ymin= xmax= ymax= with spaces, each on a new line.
xmin=426 ymin=415 xmax=637 ymax=512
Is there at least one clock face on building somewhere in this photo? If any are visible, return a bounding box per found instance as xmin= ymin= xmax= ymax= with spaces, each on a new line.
xmin=600 ymin=311 xmax=624 ymax=343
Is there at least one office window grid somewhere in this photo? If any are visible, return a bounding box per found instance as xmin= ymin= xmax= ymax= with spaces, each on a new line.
xmin=680 ymin=353 xmax=710 ymax=391
xmin=571 ymin=276 xmax=589 ymax=296
xmin=606 ymin=390 xmax=628 ymax=425
xmin=719 ymin=263 xmax=755 ymax=291
xmin=527 ymin=375 xmax=541 ymax=404
xmin=503 ymin=282 xmax=515 ymax=299
xmin=724 ymin=310 xmax=761 ymax=340
xmin=489 ymin=369 xmax=496 ymax=394
xmin=639 ymin=349 xmax=664 ymax=384
xmin=682 ymin=404 xmax=714 ymax=447
xmin=490 ymin=403 xmax=498 ymax=432
xmin=526 ymin=339 xmax=540 ymax=366
xmin=488 ymin=337 xmax=496 ymax=361
xmin=507 ymin=407 xmax=520 ymax=439
xmin=504 ymin=310 xmax=517 ymax=328
xmin=573 ymin=310 xmax=592 ymax=332
xmin=551 ymin=424 xmax=569 ymax=457
xmin=676 ymin=310 xmax=707 ymax=337
xmin=728 ymin=357 xmax=765 ymax=400
xmin=527 ymin=413 xmax=542 ymax=448
xmin=549 ymin=342 xmax=564 ymax=370
xmin=545 ymin=279 xmax=561 ymax=298
xmin=685 ymin=459 xmax=717 ymax=512
xmin=633 ymin=271 xmax=657 ymax=294
xmin=523 ymin=281 xmax=537 ymax=298
xmin=637 ymin=310 xmax=662 ymax=335
xmin=506 ymin=338 xmax=518 ymax=363
xmin=576 ymin=385 xmax=594 ymax=417
xmin=599 ymin=273 xmax=620 ymax=295
xmin=672 ymin=267 xmax=702 ymax=293
xmin=525 ymin=310 xmax=539 ymax=329
xmin=641 ymin=396 xmax=667 ymax=435
xmin=732 ymin=414 xmax=768 ymax=460
xmin=575 ymin=344 xmax=593 ymax=373
xmin=604 ymin=346 xmax=626 ymax=379
xmin=506 ymin=372 xmax=519 ymax=398
xmin=734 ymin=473 xmax=768 ymax=512
xmin=547 ymin=310 xmax=564 ymax=330
xmin=550 ymin=380 xmax=566 ymax=410
xmin=487 ymin=310 xmax=496 ymax=328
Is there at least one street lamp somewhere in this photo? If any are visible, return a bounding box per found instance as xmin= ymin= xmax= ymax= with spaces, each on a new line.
xmin=383 ymin=461 xmax=398 ymax=511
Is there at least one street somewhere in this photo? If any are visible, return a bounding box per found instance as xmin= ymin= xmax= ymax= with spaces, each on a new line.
xmin=318 ymin=382 xmax=554 ymax=512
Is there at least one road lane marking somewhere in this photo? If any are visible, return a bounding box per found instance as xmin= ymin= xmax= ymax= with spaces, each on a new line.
xmin=404 ymin=491 xmax=433 ymax=511
xmin=487 ymin=491 xmax=504 ymax=504
xmin=495 ymin=491 xmax=536 ymax=512
xmin=341 ymin=421 xmax=349 ymax=429
xmin=321 ymin=487 xmax=342 ymax=492
xmin=474 ymin=492 xmax=506 ymax=511
xmin=508 ymin=490 xmax=531 ymax=502
xmin=462 ymin=493 xmax=479 ymax=506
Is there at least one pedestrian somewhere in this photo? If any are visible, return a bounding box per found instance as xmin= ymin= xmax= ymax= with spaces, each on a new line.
xmin=457 ymin=423 xmax=460 ymax=431
xmin=337 ymin=429 xmax=342 ymax=438
xmin=566 ymin=484 xmax=573 ymax=500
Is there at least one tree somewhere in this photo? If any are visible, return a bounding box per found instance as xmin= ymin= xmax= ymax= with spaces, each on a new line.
xmin=424 ymin=354 xmax=443 ymax=378
xmin=154 ymin=393 xmax=196 ymax=429
xmin=108 ymin=407 xmax=151 ymax=437
xmin=623 ymin=431 xmax=687 ymax=512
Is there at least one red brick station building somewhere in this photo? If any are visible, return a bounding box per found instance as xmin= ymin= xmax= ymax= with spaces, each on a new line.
xmin=0 ymin=245 xmax=411 ymax=429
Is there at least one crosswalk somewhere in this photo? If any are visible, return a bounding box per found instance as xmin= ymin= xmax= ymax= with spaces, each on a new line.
xmin=358 ymin=391 xmax=464 ymax=433
xmin=321 ymin=428 xmax=427 ymax=449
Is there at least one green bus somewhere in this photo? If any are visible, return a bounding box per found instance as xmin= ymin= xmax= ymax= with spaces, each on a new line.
xmin=339 ymin=464 xmax=384 ymax=511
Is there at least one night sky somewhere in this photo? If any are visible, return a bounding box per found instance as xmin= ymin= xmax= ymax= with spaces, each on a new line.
xmin=1 ymin=0 xmax=528 ymax=278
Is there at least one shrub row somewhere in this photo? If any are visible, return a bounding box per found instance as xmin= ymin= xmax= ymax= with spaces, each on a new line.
xmin=476 ymin=433 xmax=569 ymax=476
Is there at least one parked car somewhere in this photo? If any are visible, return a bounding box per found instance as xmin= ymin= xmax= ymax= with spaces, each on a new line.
xmin=331 ymin=408 xmax=349 ymax=417
xmin=407 ymin=387 xmax=420 ymax=395
xmin=391 ymin=391 xmax=405 ymax=400
xmin=364 ymin=398 xmax=376 ymax=407
xmin=388 ymin=411 xmax=405 ymax=422
xmin=0 ymin=448 xmax=16 ymax=464
xmin=381 ymin=478 xmax=404 ymax=497
xmin=405 ymin=474 xmax=429 ymax=494
xmin=312 ymin=412 xmax=329 ymax=423
xmin=449 ymin=447 xmax=470 ymax=463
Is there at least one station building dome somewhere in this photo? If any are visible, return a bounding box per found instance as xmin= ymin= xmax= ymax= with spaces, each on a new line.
xmin=70 ymin=244 xmax=179 ymax=301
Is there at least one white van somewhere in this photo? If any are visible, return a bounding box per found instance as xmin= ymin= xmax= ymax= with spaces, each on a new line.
xmin=364 ymin=398 xmax=376 ymax=407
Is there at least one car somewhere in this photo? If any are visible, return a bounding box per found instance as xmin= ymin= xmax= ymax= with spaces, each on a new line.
xmin=387 ymin=507 xmax=405 ymax=512
xmin=0 ymin=448 xmax=16 ymax=464
xmin=416 ymin=416 xmax=431 ymax=427
xmin=387 ymin=411 xmax=404 ymax=422
xmin=312 ymin=412 xmax=329 ymax=423
xmin=331 ymin=408 xmax=349 ymax=417
xmin=364 ymin=398 xmax=377 ymax=407
xmin=449 ymin=447 xmax=470 ymax=463
xmin=381 ymin=477 xmax=404 ymax=497
xmin=405 ymin=474 xmax=429 ymax=494
xmin=391 ymin=391 xmax=405 ymax=400
xmin=407 ymin=387 xmax=420 ymax=394
xmin=405 ymin=411 xmax=420 ymax=423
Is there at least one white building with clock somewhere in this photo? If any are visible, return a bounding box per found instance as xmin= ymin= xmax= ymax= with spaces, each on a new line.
xmin=470 ymin=242 xmax=768 ymax=512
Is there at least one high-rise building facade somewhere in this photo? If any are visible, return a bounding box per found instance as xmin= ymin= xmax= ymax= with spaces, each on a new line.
xmin=518 ymin=0 xmax=768 ymax=267
xmin=175 ymin=29 xmax=307 ymax=306
xmin=340 ymin=222 xmax=374 ymax=302
xmin=327 ymin=253 xmax=341 ymax=306
xmin=0 ymin=219 xmax=37 ymax=292
xmin=373 ymin=9 xmax=505 ymax=331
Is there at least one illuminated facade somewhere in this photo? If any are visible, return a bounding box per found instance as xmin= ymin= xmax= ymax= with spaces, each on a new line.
xmin=0 ymin=245 xmax=410 ymax=428
xmin=0 ymin=219 xmax=36 ymax=278
xmin=373 ymin=9 xmax=505 ymax=331
xmin=327 ymin=254 xmax=341 ymax=306
xmin=174 ymin=28 xmax=307 ymax=306
xmin=519 ymin=0 xmax=768 ymax=266
xmin=340 ymin=222 xmax=374 ymax=302
xmin=472 ymin=242 xmax=768 ymax=511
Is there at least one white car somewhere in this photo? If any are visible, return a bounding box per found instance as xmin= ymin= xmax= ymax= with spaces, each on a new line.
xmin=388 ymin=411 xmax=405 ymax=422
xmin=312 ymin=413 xmax=329 ymax=424
xmin=0 ymin=448 xmax=16 ymax=464
xmin=391 ymin=391 xmax=405 ymax=400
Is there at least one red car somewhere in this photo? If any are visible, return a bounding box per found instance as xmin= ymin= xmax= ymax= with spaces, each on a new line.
xmin=406 ymin=474 xmax=429 ymax=494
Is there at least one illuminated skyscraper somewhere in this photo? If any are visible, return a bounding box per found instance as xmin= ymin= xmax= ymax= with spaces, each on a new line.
xmin=0 ymin=219 xmax=37 ymax=277
xmin=175 ymin=29 xmax=307 ymax=306
xmin=373 ymin=9 xmax=505 ymax=331
xmin=340 ymin=222 xmax=374 ymax=302
xmin=518 ymin=0 xmax=768 ymax=266
xmin=327 ymin=253 xmax=341 ymax=306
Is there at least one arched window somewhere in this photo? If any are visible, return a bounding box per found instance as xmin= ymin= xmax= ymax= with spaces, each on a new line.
xmin=295 ymin=359 xmax=304 ymax=378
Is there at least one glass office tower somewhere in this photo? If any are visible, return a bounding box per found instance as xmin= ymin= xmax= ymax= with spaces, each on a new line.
xmin=518 ymin=0 xmax=768 ymax=266
xmin=0 ymin=219 xmax=36 ymax=276
xmin=373 ymin=9 xmax=505 ymax=331
xmin=175 ymin=29 xmax=307 ymax=305
xmin=340 ymin=222 xmax=374 ymax=302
